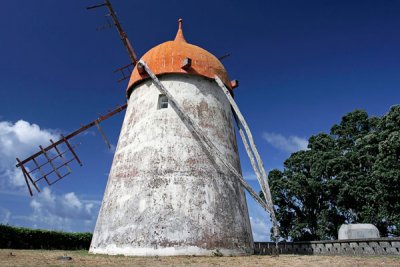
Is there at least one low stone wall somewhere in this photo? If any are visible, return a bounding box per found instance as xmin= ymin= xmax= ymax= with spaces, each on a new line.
xmin=254 ymin=238 xmax=400 ymax=256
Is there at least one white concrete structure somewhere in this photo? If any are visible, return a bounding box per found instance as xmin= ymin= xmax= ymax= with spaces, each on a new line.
xmin=338 ymin=224 xmax=380 ymax=240
xmin=90 ymin=21 xmax=254 ymax=256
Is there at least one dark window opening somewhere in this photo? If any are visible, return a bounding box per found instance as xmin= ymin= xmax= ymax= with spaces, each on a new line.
xmin=158 ymin=95 xmax=168 ymax=109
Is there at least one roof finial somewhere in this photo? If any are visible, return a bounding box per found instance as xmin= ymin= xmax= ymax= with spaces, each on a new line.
xmin=178 ymin=18 xmax=183 ymax=29
xmin=175 ymin=18 xmax=186 ymax=42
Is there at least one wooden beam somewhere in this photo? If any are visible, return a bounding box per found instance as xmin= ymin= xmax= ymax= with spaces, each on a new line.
xmin=215 ymin=75 xmax=280 ymax=238
xmin=138 ymin=60 xmax=272 ymax=214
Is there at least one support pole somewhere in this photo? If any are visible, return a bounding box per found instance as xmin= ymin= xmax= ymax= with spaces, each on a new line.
xmin=215 ymin=75 xmax=280 ymax=240
xmin=95 ymin=120 xmax=112 ymax=149
xmin=233 ymin=113 xmax=270 ymax=214
xmin=138 ymin=60 xmax=271 ymax=218
xmin=17 ymin=158 xmax=33 ymax=196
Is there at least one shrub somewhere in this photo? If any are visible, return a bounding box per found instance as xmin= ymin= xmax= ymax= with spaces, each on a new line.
xmin=0 ymin=224 xmax=92 ymax=250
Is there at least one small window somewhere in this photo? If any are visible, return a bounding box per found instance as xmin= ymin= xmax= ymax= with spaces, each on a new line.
xmin=158 ymin=94 xmax=168 ymax=109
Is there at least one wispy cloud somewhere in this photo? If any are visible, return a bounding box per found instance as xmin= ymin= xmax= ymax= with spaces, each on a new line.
xmin=250 ymin=216 xmax=271 ymax=242
xmin=0 ymin=207 xmax=11 ymax=225
xmin=262 ymin=132 xmax=308 ymax=153
xmin=246 ymin=192 xmax=272 ymax=242
xmin=28 ymin=187 xmax=100 ymax=232
xmin=243 ymin=172 xmax=258 ymax=181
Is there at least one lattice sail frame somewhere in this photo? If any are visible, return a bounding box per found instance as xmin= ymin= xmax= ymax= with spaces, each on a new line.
xmin=15 ymin=104 xmax=127 ymax=196
xmin=16 ymin=138 xmax=82 ymax=196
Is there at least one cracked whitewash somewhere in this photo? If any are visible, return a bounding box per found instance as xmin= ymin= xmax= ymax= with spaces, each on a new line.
xmin=89 ymin=74 xmax=254 ymax=256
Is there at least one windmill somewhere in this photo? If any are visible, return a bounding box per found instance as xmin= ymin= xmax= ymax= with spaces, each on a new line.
xmin=16 ymin=1 xmax=279 ymax=256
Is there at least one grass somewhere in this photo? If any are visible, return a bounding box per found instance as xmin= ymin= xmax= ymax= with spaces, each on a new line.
xmin=1 ymin=249 xmax=400 ymax=266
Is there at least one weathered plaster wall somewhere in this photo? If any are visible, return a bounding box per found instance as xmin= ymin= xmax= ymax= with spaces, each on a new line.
xmin=90 ymin=75 xmax=253 ymax=256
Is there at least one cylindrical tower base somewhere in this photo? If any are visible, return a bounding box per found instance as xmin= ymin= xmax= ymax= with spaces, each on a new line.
xmin=90 ymin=75 xmax=253 ymax=256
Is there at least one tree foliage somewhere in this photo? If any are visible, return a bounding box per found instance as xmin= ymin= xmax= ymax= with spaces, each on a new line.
xmin=264 ymin=105 xmax=400 ymax=241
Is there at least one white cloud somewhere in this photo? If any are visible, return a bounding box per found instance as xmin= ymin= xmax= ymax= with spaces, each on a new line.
xmin=246 ymin=192 xmax=273 ymax=242
xmin=262 ymin=132 xmax=308 ymax=153
xmin=243 ymin=167 xmax=276 ymax=182
xmin=0 ymin=207 xmax=11 ymax=225
xmin=0 ymin=120 xmax=59 ymax=189
xmin=250 ymin=216 xmax=271 ymax=242
xmin=0 ymin=119 xmax=101 ymax=232
xmin=243 ymin=172 xmax=258 ymax=181
xmin=28 ymin=187 xmax=99 ymax=232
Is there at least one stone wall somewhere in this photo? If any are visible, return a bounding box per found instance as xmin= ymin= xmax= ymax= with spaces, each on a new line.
xmin=254 ymin=238 xmax=400 ymax=256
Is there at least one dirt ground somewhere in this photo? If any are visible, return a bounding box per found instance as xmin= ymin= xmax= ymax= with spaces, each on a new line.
xmin=1 ymin=249 xmax=400 ymax=267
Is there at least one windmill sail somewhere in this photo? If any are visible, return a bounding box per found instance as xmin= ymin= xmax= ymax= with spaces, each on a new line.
xmin=16 ymin=103 xmax=127 ymax=196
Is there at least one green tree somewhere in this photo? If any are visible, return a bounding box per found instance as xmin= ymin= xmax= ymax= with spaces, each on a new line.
xmin=264 ymin=105 xmax=400 ymax=241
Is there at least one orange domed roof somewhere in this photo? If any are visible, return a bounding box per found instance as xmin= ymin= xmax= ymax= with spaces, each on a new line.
xmin=127 ymin=19 xmax=232 ymax=97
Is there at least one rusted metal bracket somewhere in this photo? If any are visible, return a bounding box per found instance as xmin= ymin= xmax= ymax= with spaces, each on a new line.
xmin=16 ymin=103 xmax=127 ymax=196
xmin=218 ymin=53 xmax=230 ymax=61
xmin=113 ymin=62 xmax=134 ymax=83
xmin=96 ymin=18 xmax=113 ymax=31
xmin=230 ymin=80 xmax=239 ymax=89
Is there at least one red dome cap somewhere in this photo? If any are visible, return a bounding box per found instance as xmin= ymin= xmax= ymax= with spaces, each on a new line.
xmin=127 ymin=19 xmax=232 ymax=97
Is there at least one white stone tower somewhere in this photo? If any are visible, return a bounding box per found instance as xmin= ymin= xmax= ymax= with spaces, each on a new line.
xmin=90 ymin=20 xmax=254 ymax=256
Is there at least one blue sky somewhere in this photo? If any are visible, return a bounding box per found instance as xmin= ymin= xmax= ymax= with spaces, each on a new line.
xmin=0 ymin=0 xmax=399 ymax=241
